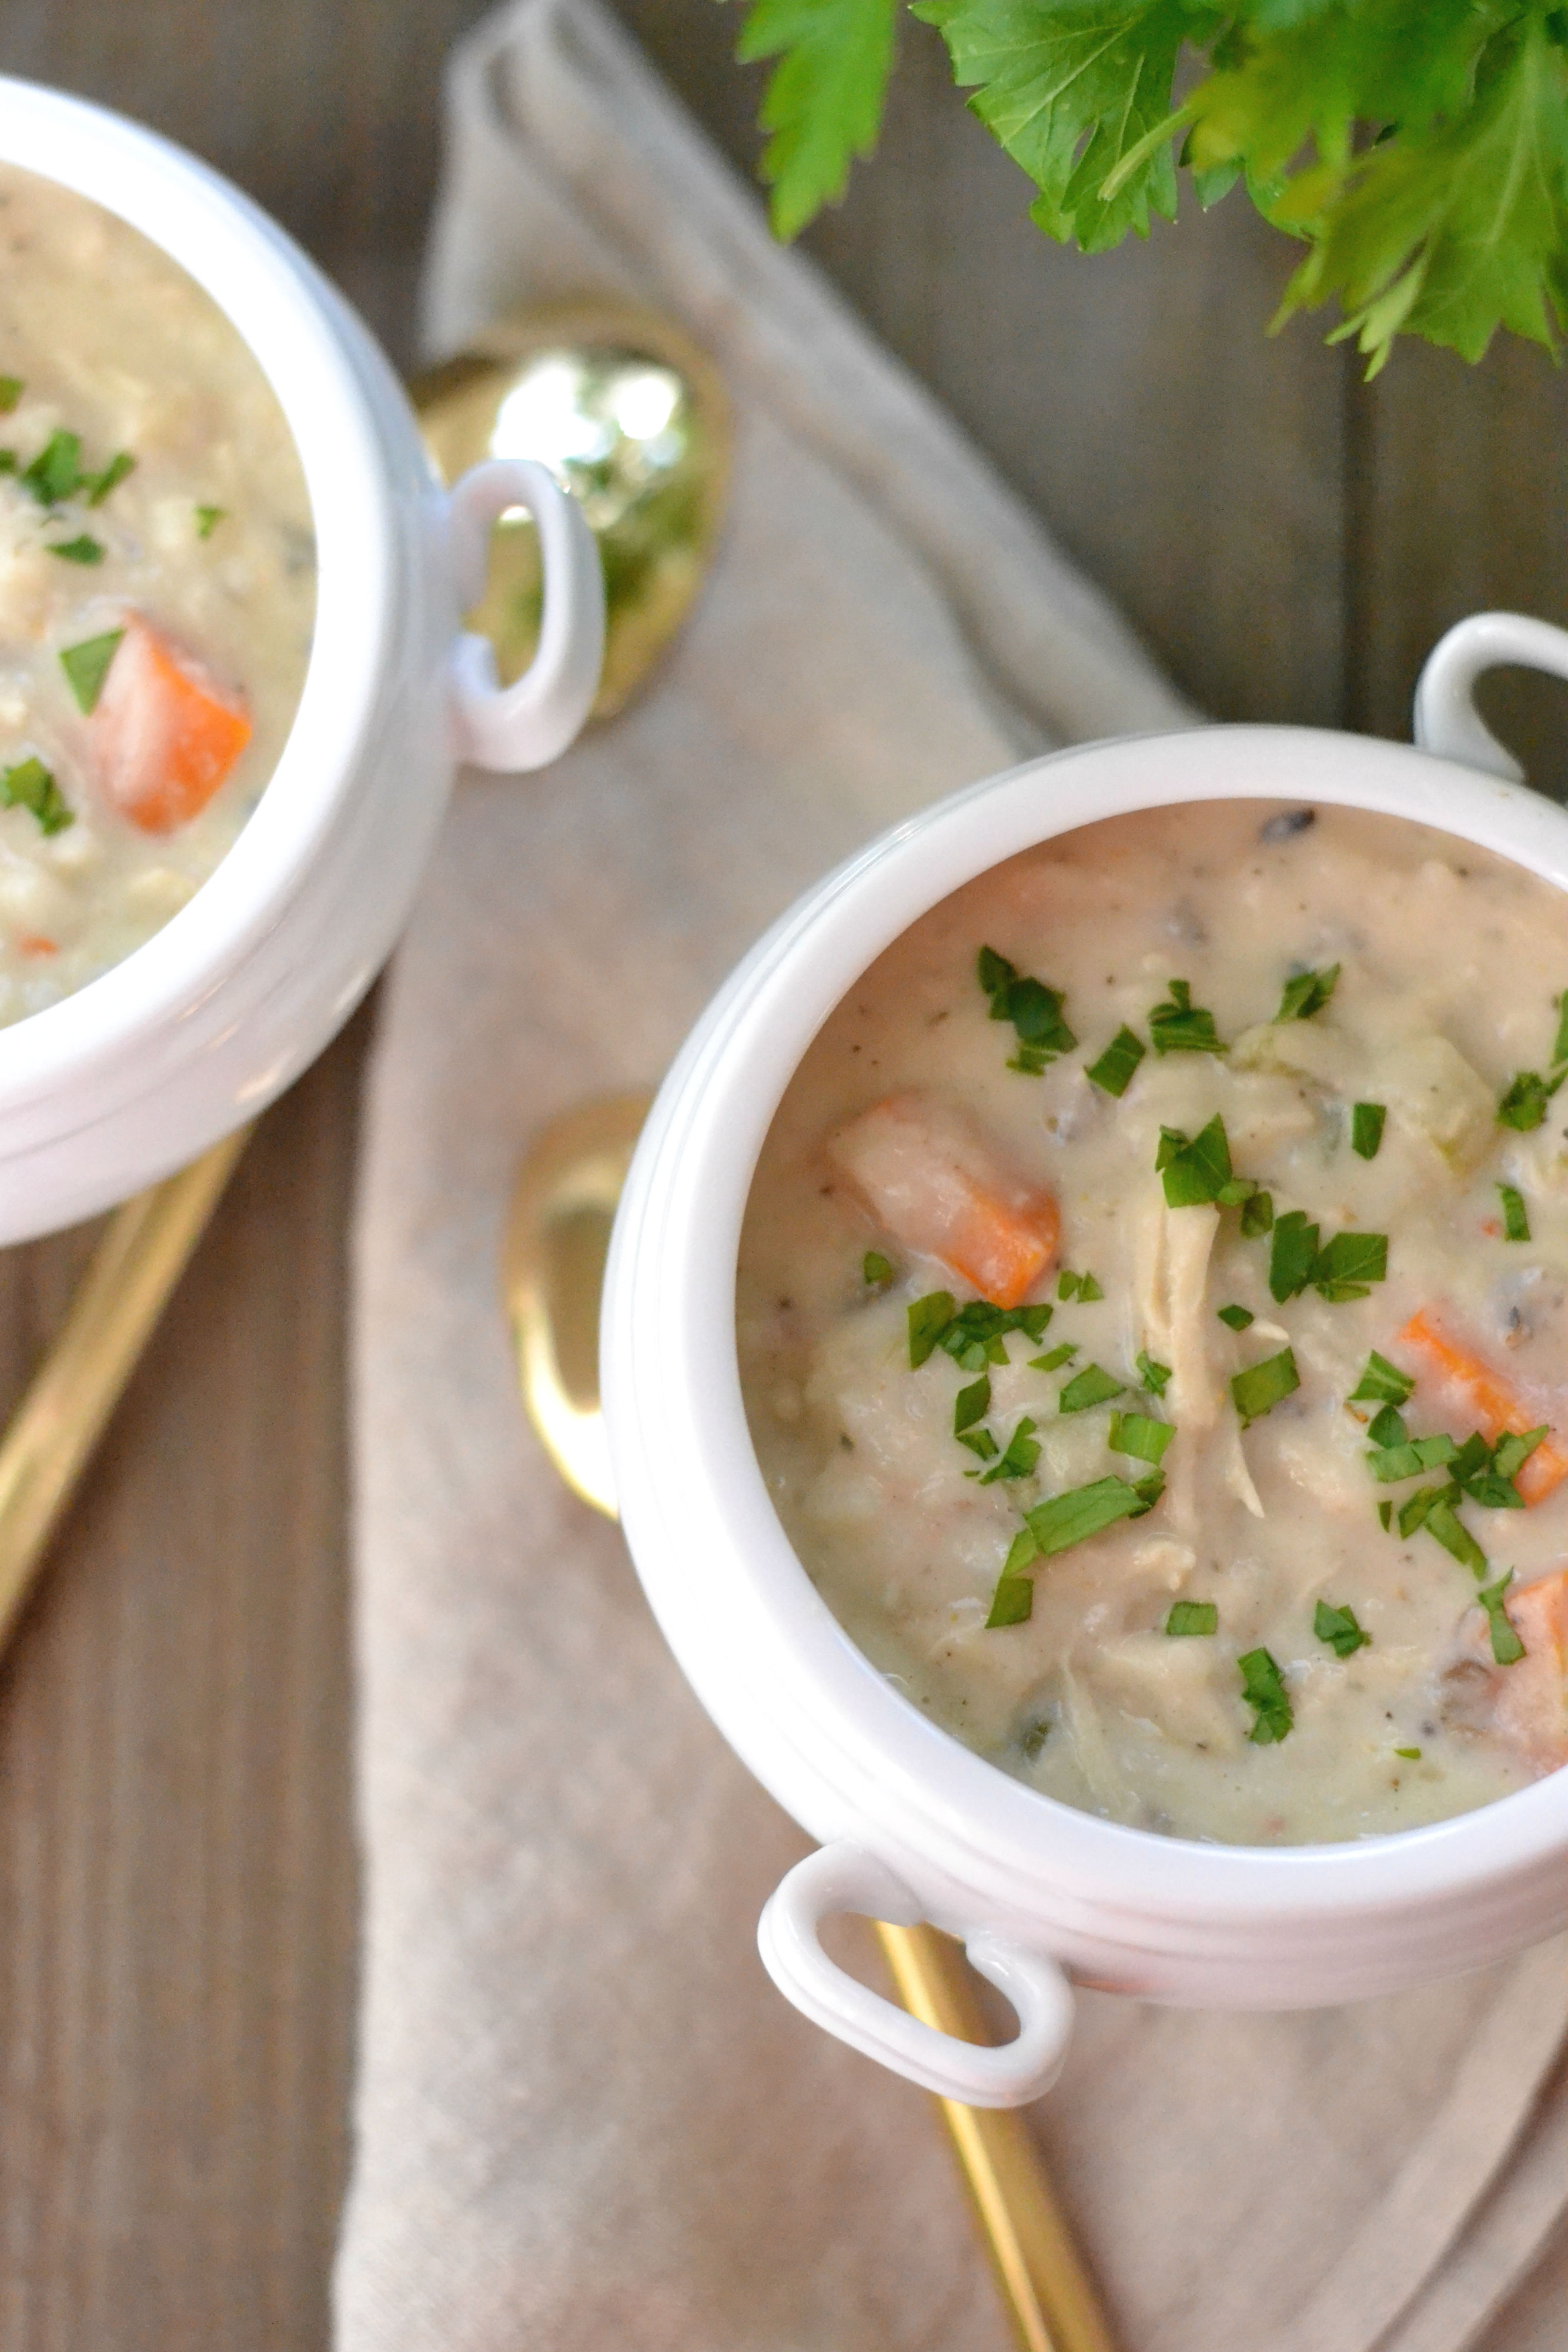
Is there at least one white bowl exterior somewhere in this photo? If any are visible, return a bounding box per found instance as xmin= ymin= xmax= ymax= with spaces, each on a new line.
xmin=0 ymin=81 xmax=459 ymax=1237
xmin=604 ymin=724 xmax=1568 ymax=2011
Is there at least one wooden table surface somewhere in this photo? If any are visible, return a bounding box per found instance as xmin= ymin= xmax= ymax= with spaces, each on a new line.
xmin=1 ymin=5 xmax=1566 ymax=2344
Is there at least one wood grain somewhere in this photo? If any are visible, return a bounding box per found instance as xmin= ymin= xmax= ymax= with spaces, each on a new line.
xmin=0 ymin=2 xmax=1561 ymax=2346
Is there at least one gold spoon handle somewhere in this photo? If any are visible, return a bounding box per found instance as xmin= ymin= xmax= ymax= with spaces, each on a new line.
xmin=0 ymin=1127 xmax=249 ymax=1650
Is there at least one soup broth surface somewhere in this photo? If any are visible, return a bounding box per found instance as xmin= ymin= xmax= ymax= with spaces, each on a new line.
xmin=738 ymin=801 xmax=1568 ymax=1845
xmin=0 ymin=162 xmax=314 ymax=1023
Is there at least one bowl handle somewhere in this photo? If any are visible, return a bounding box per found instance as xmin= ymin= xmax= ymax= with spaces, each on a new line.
xmin=758 ymin=1841 xmax=1074 ymax=2107
xmin=446 ymin=457 xmax=606 ymax=772
xmin=1413 ymin=610 xmax=1568 ymax=783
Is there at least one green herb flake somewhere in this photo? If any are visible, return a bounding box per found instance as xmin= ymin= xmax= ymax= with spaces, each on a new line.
xmin=1497 ymin=1068 xmax=1567 ymax=1131
xmin=1275 ymin=963 xmax=1339 ymax=1023
xmin=58 ymin=629 xmax=125 ymax=716
xmin=1029 ymin=1342 xmax=1077 ymax=1372
xmin=1217 ymin=1303 xmax=1254 ymax=1331
xmin=907 ymin=1290 xmax=955 ymax=1368
xmin=1148 ymin=978 xmax=1226 ymax=1056
xmin=1136 ymin=1351 xmax=1172 ymax=1398
xmin=1554 ymin=989 xmax=1568 ymax=1068
xmin=957 ymin=1427 xmax=999 ymax=1461
xmin=986 ymin=1571 xmax=1034 ymax=1629
xmin=1349 ymin=1351 xmax=1415 ymax=1408
xmin=1367 ymin=1404 xmax=1407 ymax=1447
xmin=978 ymin=946 xmax=1076 ymax=1071
xmin=1239 ymin=1188 xmax=1275 ymax=1237
xmin=1398 ymin=1482 xmax=1446 ymax=1539
xmin=46 ymin=534 xmax=104 ymax=564
xmin=1477 ymin=1572 xmax=1526 ymax=1665
xmin=1378 ymin=1500 xmax=1393 ymax=1531
xmin=0 ymin=755 xmax=72 ymax=836
xmin=1108 ymin=1409 xmax=1174 ymax=1466
xmin=1165 ymin=1599 xmax=1218 ymax=1636
xmin=1077 ymin=1272 xmax=1104 ymax=1301
xmin=195 ymin=503 xmax=227 ymax=539
xmin=954 ymin=1375 xmax=991 ymax=1435
xmin=862 ymin=1250 xmax=894 ymax=1287
xmin=1393 ymin=1746 xmax=1422 ymax=1760
xmin=1156 ymin=1114 xmax=1233 ymax=1208
xmin=1231 ymin=1347 xmax=1300 ymax=1428
xmin=1314 ymin=1230 xmax=1389 ymax=1302
xmin=1497 ymin=1184 xmax=1530 ymax=1242
xmin=1368 ymin=1432 xmax=1460 ymax=1482
xmin=1024 ymin=1474 xmax=1153 ymax=1558
xmin=1424 ymin=1498 xmax=1489 ymax=1578
xmin=1351 ymin=1101 xmax=1386 ymax=1160
xmin=1493 ymin=1426 xmax=1548 ymax=1482
xmin=1238 ymin=1647 xmax=1293 ymax=1743
xmin=0 ymin=376 xmax=21 ymax=412
xmin=1019 ymin=1715 xmax=1052 ymax=1759
xmin=1057 ymin=1270 xmax=1079 ymax=1301
xmin=1314 ymin=1599 xmax=1372 ymax=1657
xmin=21 ymin=428 xmax=79 ymax=505
xmin=1269 ymin=1211 xmax=1319 ymax=1302
xmin=85 ymin=450 xmax=135 ymax=506
xmin=1058 ymin=1362 xmax=1126 ymax=1414
xmin=977 ymin=1416 xmax=1041 ymax=1484
xmin=1085 ymin=1024 xmax=1146 ymax=1097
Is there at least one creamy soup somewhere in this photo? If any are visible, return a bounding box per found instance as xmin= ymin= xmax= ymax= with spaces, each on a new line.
xmin=737 ymin=802 xmax=1568 ymax=1846
xmin=0 ymin=163 xmax=313 ymax=1023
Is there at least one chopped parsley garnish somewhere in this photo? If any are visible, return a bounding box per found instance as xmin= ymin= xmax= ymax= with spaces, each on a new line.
xmin=1275 ymin=963 xmax=1339 ymax=1023
xmin=954 ymin=1375 xmax=990 ymax=1434
xmin=862 ymin=1250 xmax=893 ymax=1286
xmin=978 ymin=946 xmax=1076 ymax=1073
xmin=1423 ymin=1497 xmax=1488 ymax=1576
xmin=1030 ymin=1342 xmax=1076 ymax=1371
xmin=1239 ymin=1188 xmax=1275 ymax=1237
xmin=1019 ymin=1715 xmax=1052 ymax=1759
xmin=1555 ymin=988 xmax=1568 ymax=1067
xmin=1351 ymin=1102 xmax=1386 ymax=1160
xmin=1497 ymin=1067 xmax=1566 ymax=1131
xmin=195 ymin=503 xmax=227 ymax=539
xmin=1020 ymin=1473 xmax=1159 ymax=1559
xmin=1084 ymin=1024 xmax=1145 ymax=1097
xmin=908 ymin=1291 xmax=955 ymax=1368
xmin=1156 ymin=1114 xmax=1232 ymax=1208
xmin=1231 ymin=1347 xmax=1299 ymax=1428
xmin=47 ymin=534 xmax=104 ymax=564
xmin=976 ymin=1416 xmax=1041 ymax=1483
xmin=1268 ymin=1211 xmax=1318 ymax=1302
xmin=0 ymin=376 xmax=21 ymax=412
xmin=1109 ymin=1409 xmax=1173 ymax=1466
xmin=85 ymin=450 xmax=135 ymax=506
xmin=21 ymin=428 xmax=80 ymax=505
xmin=1058 ymin=1362 xmax=1125 ymax=1414
xmin=1366 ymin=1433 xmax=1459 ymax=1482
xmin=1238 ymin=1648 xmax=1293 ymax=1743
xmin=1148 ymin=978 xmax=1226 ymax=1056
xmin=1136 ymin=1351 xmax=1172 ymax=1397
xmin=958 ymin=1428 xmax=998 ymax=1461
xmin=1367 ymin=1404 xmax=1407 ymax=1446
xmin=1477 ymin=1573 xmax=1526 ymax=1665
xmin=1217 ymin=1303 xmax=1253 ymax=1331
xmin=1166 ymin=1599 xmax=1217 ymax=1636
xmin=1378 ymin=1500 xmax=1393 ymax=1531
xmin=0 ymin=756 xmax=72 ymax=836
xmin=986 ymin=1569 xmax=1035 ymax=1628
xmin=1349 ymin=1351 xmax=1415 ymax=1408
xmin=1058 ymin=1269 xmax=1105 ymax=1302
xmin=1314 ymin=1599 xmax=1371 ymax=1657
xmin=1497 ymin=1184 xmax=1530 ymax=1242
xmin=59 ymin=629 xmax=125 ymax=715
xmin=1270 ymin=1213 xmax=1386 ymax=1304
xmin=1493 ymin=1426 xmax=1548 ymax=1483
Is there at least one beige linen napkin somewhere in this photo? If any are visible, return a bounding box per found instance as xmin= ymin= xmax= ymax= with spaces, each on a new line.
xmin=339 ymin=4 xmax=1568 ymax=2346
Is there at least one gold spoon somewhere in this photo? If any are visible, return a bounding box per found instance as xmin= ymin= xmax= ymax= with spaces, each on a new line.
xmin=503 ymin=1091 xmax=1119 ymax=2352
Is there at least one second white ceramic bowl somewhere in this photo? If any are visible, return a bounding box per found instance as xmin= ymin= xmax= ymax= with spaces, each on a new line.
xmin=603 ymin=610 xmax=1568 ymax=2107
xmin=0 ymin=78 xmax=604 ymax=1241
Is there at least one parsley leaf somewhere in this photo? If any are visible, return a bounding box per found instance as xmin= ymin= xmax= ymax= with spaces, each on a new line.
xmin=1024 ymin=1472 xmax=1155 ymax=1556
xmin=1108 ymin=1409 xmax=1173 ymax=1465
xmin=21 ymin=428 xmax=79 ymax=505
xmin=1156 ymin=1114 xmax=1232 ymax=1207
xmin=1275 ymin=963 xmax=1339 ymax=1023
xmin=1085 ymin=1023 xmax=1146 ymax=1096
xmin=85 ymin=450 xmax=135 ymax=506
xmin=1030 ymin=1341 xmax=1076 ymax=1371
xmin=46 ymin=534 xmax=104 ymax=564
xmin=195 ymin=502 xmax=227 ymax=539
xmin=1349 ymin=1351 xmax=1415 ymax=1408
xmin=1231 ymin=1346 xmax=1299 ymax=1428
xmin=908 ymin=1290 xmax=956 ymax=1368
xmin=1217 ymin=1303 xmax=1253 ymax=1331
xmin=58 ymin=629 xmax=124 ymax=714
xmin=986 ymin=1568 xmax=1035 ymax=1628
xmin=978 ymin=945 xmax=1078 ymax=1071
xmin=1238 ymin=1647 xmax=1293 ymax=1743
xmin=862 ymin=1249 xmax=894 ymax=1286
xmin=0 ymin=756 xmax=72 ymax=836
xmin=954 ymin=1375 xmax=991 ymax=1434
xmin=1499 ymin=1065 xmax=1567 ymax=1130
xmin=1136 ymin=1350 xmax=1171 ymax=1397
xmin=1498 ymin=1182 xmax=1530 ymax=1241
xmin=1351 ymin=1101 xmax=1386 ymax=1159
xmin=1478 ymin=1572 xmax=1526 ymax=1664
xmin=0 ymin=376 xmax=21 ymax=412
xmin=977 ymin=1415 xmax=1041 ymax=1483
xmin=1166 ymin=1599 xmax=1217 ymax=1636
xmin=1311 ymin=1228 xmax=1388 ymax=1302
xmin=1058 ymin=1362 xmax=1125 ymax=1414
xmin=735 ymin=0 xmax=898 ymax=238
xmin=1314 ymin=1599 xmax=1372 ymax=1658
xmin=1269 ymin=1210 xmax=1319 ymax=1302
xmin=1148 ymin=976 xmax=1226 ymax=1055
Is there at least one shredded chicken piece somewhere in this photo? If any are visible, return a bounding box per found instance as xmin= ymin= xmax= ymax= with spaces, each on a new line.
xmin=1134 ymin=1191 xmax=1221 ymax=1531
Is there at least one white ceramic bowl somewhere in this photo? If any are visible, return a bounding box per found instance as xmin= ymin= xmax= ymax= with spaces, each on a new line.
xmin=0 ymin=78 xmax=604 ymax=1241
xmin=603 ymin=611 xmax=1568 ymax=2107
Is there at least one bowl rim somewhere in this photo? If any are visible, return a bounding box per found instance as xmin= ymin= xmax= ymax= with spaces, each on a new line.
xmin=615 ymin=719 xmax=1568 ymax=1927
xmin=0 ymin=76 xmax=400 ymax=1110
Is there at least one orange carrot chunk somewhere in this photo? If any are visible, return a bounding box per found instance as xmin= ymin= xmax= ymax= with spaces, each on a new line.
xmin=91 ymin=616 xmax=250 ymax=834
xmin=1492 ymin=1570 xmax=1568 ymax=1769
xmin=829 ymin=1092 xmax=1059 ymax=1311
xmin=1398 ymin=1309 xmax=1568 ymax=1504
